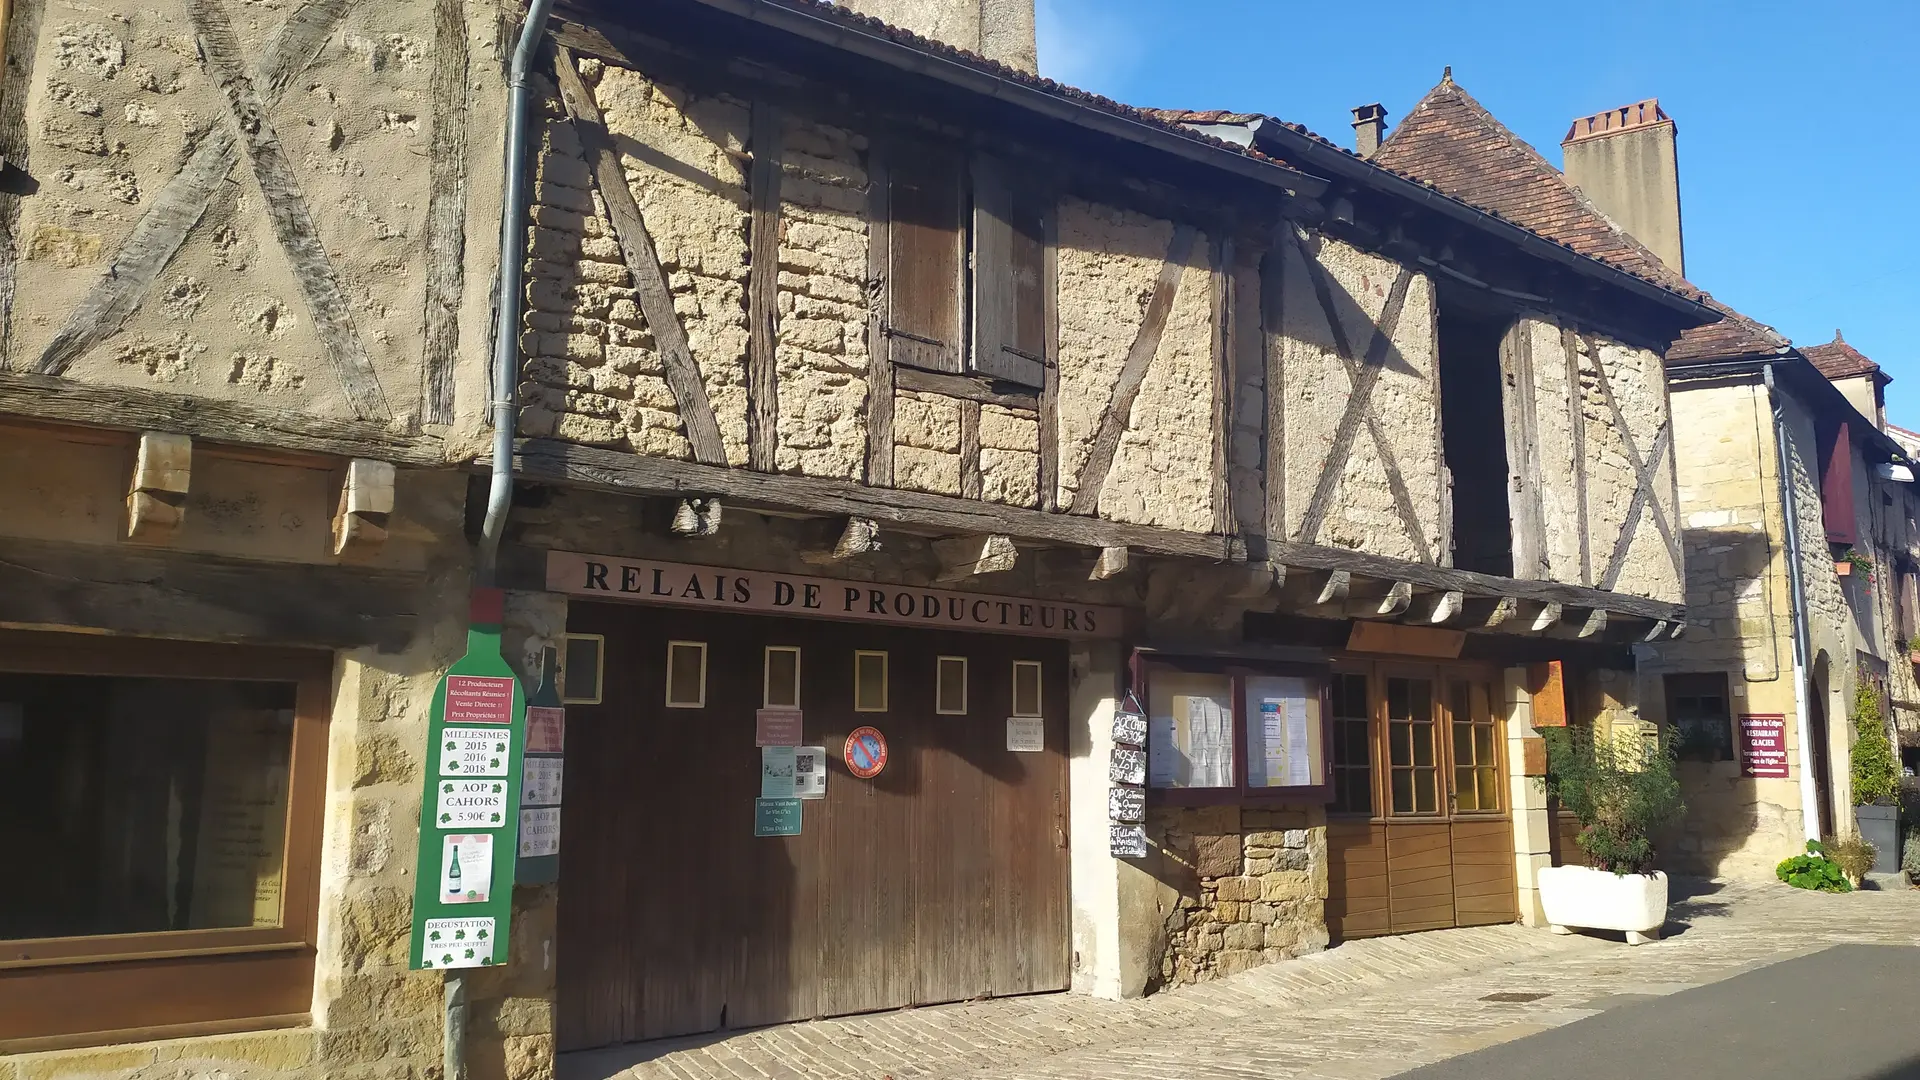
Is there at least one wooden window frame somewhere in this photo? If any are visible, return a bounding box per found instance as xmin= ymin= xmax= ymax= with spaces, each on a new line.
xmin=1012 ymin=659 xmax=1043 ymax=718
xmin=1329 ymin=659 xmax=1509 ymax=823
xmin=665 ymin=641 xmax=707 ymax=709
xmin=0 ymin=630 xmax=332 ymax=1050
xmin=561 ymin=633 xmax=605 ymax=705
xmin=763 ymin=645 xmax=801 ymax=709
xmin=936 ymin=655 xmax=968 ymax=716
xmin=854 ymin=650 xmax=888 ymax=713
xmin=1134 ymin=651 xmax=1334 ymax=807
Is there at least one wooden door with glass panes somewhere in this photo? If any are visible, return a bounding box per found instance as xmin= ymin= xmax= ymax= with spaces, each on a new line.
xmin=1326 ymin=663 xmax=1516 ymax=939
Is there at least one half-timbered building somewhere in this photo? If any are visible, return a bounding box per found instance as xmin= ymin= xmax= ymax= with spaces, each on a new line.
xmin=0 ymin=1 xmax=1716 ymax=1076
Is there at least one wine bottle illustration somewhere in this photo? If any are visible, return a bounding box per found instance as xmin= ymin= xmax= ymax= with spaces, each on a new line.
xmin=445 ymin=843 xmax=463 ymax=896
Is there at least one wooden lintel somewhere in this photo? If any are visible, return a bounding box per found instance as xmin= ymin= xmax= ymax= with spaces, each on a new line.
xmin=503 ymin=439 xmax=1689 ymax=623
xmin=894 ymin=367 xmax=1040 ymax=411
xmin=1090 ymin=545 xmax=1129 ymax=581
xmin=0 ymin=372 xmax=444 ymax=466
xmin=933 ymin=534 xmax=1017 ymax=582
xmin=331 ymin=458 xmax=396 ymax=555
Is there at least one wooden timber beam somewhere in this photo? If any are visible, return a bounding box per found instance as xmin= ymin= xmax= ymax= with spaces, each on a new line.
xmin=933 ymin=534 xmax=1017 ymax=582
xmin=1347 ymin=580 xmax=1411 ymax=619
xmin=1090 ymin=545 xmax=1129 ymax=581
xmin=504 ymin=440 xmax=1688 ymax=623
xmin=0 ymin=372 xmax=445 ymax=467
xmin=1408 ymin=589 xmax=1464 ymax=625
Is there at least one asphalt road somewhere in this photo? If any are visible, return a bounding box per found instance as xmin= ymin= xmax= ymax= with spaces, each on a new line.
xmin=1396 ymin=944 xmax=1920 ymax=1080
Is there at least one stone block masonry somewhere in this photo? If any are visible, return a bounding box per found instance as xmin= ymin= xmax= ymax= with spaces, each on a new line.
xmin=1146 ymin=805 xmax=1330 ymax=987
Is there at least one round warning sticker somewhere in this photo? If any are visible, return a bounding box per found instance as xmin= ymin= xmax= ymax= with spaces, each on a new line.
xmin=844 ymin=726 xmax=888 ymax=779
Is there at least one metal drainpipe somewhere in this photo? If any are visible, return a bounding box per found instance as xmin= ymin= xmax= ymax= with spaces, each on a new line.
xmin=1765 ymin=363 xmax=1824 ymax=843
xmin=476 ymin=0 xmax=557 ymax=591
xmin=450 ymin=5 xmax=555 ymax=1079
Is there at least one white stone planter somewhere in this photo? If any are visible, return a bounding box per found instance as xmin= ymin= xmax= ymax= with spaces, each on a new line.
xmin=1537 ymin=865 xmax=1669 ymax=945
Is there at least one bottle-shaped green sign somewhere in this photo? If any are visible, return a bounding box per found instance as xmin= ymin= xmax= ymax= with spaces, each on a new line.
xmin=407 ymin=588 xmax=528 ymax=970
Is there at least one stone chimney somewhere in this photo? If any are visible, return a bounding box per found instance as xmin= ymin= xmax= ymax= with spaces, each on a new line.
xmin=1351 ymin=103 xmax=1387 ymax=158
xmin=834 ymin=0 xmax=1037 ymax=74
xmin=1561 ymin=99 xmax=1685 ymax=276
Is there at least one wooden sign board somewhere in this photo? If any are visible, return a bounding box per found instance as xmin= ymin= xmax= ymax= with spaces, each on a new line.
xmin=1345 ymin=621 xmax=1466 ymax=658
xmin=1529 ymin=661 xmax=1567 ymax=728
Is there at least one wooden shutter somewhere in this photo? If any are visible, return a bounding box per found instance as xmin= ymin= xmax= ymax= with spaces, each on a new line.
xmin=1817 ymin=418 xmax=1856 ymax=544
xmin=885 ymin=153 xmax=966 ymax=373
xmin=970 ymin=156 xmax=1046 ymax=388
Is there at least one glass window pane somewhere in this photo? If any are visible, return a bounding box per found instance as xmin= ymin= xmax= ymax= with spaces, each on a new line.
xmin=1147 ymin=671 xmax=1235 ymax=789
xmin=1389 ymin=721 xmax=1411 ymax=766
xmin=1474 ymin=724 xmax=1495 ymax=765
xmin=666 ymin=642 xmax=706 ymax=707
xmin=1 ymin=674 xmax=296 ymax=940
xmin=1453 ymin=723 xmax=1473 ymax=764
xmin=1455 ymin=767 xmax=1478 ymax=810
xmin=1478 ymin=767 xmax=1499 ymax=808
xmin=1013 ymin=661 xmax=1042 ymax=717
xmin=1415 ymin=770 xmax=1437 ymax=813
xmin=764 ymin=647 xmax=800 ymax=709
xmin=1410 ymin=680 xmax=1431 ymax=722
xmin=1390 ymin=768 xmax=1413 ymax=813
xmin=1412 ymin=723 xmax=1434 ymax=767
xmin=562 ymin=634 xmax=603 ymax=704
xmin=1387 ymin=678 xmax=1410 ymax=719
xmin=936 ymin=656 xmax=967 ymax=715
xmin=855 ymin=652 xmax=888 ymax=712
xmin=1351 ymin=772 xmax=1373 ymax=814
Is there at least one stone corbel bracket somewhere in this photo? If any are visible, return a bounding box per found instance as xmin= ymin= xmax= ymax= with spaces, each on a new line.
xmin=126 ymin=431 xmax=192 ymax=540
xmin=332 ymin=458 xmax=396 ymax=555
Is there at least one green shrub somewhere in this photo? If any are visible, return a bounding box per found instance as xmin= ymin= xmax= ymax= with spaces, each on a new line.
xmin=1849 ymin=681 xmax=1899 ymax=807
xmin=1777 ymin=840 xmax=1852 ymax=892
xmin=1541 ymin=727 xmax=1685 ymax=875
xmin=1826 ymin=835 xmax=1877 ymax=882
xmin=1903 ymin=830 xmax=1920 ymax=877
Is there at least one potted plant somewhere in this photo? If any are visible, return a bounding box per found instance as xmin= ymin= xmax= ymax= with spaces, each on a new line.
xmin=1850 ymin=680 xmax=1901 ymax=875
xmin=1835 ymin=548 xmax=1873 ymax=580
xmin=1536 ymin=727 xmax=1685 ymax=945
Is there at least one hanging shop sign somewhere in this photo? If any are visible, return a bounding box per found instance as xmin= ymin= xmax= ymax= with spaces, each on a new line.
xmin=546 ymin=551 xmax=1126 ymax=639
xmin=845 ymin=726 xmax=888 ymax=779
xmin=409 ymin=589 xmax=528 ymax=970
xmin=1109 ymin=696 xmax=1148 ymax=859
xmin=1739 ymin=713 xmax=1790 ymax=778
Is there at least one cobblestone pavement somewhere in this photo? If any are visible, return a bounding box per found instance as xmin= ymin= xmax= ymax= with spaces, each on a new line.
xmin=560 ymin=878 xmax=1919 ymax=1080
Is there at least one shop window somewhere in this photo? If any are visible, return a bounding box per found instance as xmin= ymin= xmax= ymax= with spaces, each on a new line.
xmin=764 ymin=646 xmax=801 ymax=709
xmin=1143 ymin=656 xmax=1330 ymax=803
xmin=1012 ymin=660 xmax=1043 ymax=717
xmin=1663 ymin=672 xmax=1733 ymax=762
xmin=562 ymin=633 xmax=604 ymax=705
xmin=665 ymin=641 xmax=707 ymax=708
xmin=0 ymin=631 xmax=329 ymax=1047
xmin=1386 ymin=676 xmax=1439 ymax=814
xmin=1449 ymin=680 xmax=1502 ymax=812
xmin=1436 ymin=301 xmax=1515 ymax=576
xmin=936 ymin=656 xmax=968 ymax=715
xmin=1330 ymin=672 xmax=1374 ymax=814
xmin=854 ymin=651 xmax=888 ymax=712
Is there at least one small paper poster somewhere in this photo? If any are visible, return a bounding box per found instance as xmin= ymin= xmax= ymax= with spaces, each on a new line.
xmin=1007 ymin=715 xmax=1044 ymax=753
xmin=518 ymin=807 xmax=561 ymax=858
xmin=754 ymin=797 xmax=802 ymax=837
xmin=1108 ymin=785 xmax=1145 ymax=823
xmin=755 ymin=708 xmax=803 ymax=747
xmin=522 ymin=757 xmax=563 ymax=807
xmin=439 ymin=834 xmax=493 ymax=904
xmin=525 ymin=706 xmax=565 ymax=754
xmin=441 ymin=727 xmax=512 ymax=778
xmin=421 ymin=916 xmax=496 ymax=969
xmin=794 ymin=746 xmax=828 ymax=799
xmin=1109 ymin=825 xmax=1148 ymax=859
xmin=1110 ymin=747 xmax=1147 ymax=785
xmin=761 ymin=745 xmax=797 ymax=798
xmin=446 ymin=676 xmax=516 ymax=725
xmin=435 ymin=779 xmax=508 ymax=829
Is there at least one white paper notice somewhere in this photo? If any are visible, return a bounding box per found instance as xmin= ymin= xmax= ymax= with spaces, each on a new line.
xmin=518 ymin=807 xmax=561 ymax=857
xmin=1254 ymin=698 xmax=1285 ymax=788
xmin=1285 ymin=696 xmax=1312 ymax=787
xmin=1185 ymin=695 xmax=1232 ymax=788
xmin=1147 ymin=711 xmax=1178 ymax=786
xmin=1007 ymin=715 xmax=1044 ymax=752
xmin=439 ymin=833 xmax=493 ymax=904
xmin=761 ymin=745 xmax=797 ymax=798
xmin=421 ymin=916 xmax=496 ymax=969
xmin=440 ymin=727 xmax=512 ymax=778
xmin=522 ymin=757 xmax=563 ymax=807
xmin=435 ymin=779 xmax=508 ymax=829
xmin=794 ymin=746 xmax=828 ymax=799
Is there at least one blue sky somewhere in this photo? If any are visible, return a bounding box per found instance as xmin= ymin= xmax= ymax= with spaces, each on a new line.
xmin=1036 ymin=0 xmax=1919 ymax=421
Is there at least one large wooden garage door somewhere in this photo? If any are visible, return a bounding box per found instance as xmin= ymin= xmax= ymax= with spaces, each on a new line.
xmin=1325 ymin=664 xmax=1517 ymax=940
xmin=556 ymin=602 xmax=1070 ymax=1051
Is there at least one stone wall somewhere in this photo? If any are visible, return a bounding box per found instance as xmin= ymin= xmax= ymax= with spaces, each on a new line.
xmin=1273 ymin=230 xmax=1440 ymax=562
xmin=10 ymin=0 xmax=503 ymax=430
xmin=1142 ymin=805 xmax=1330 ymax=988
